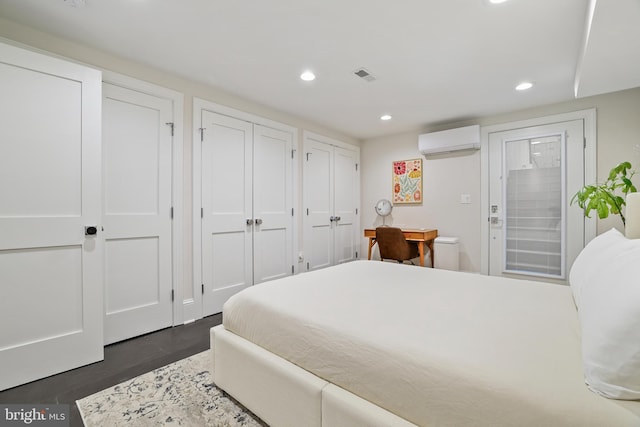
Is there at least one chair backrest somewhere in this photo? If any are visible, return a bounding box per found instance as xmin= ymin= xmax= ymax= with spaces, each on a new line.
xmin=376 ymin=227 xmax=419 ymax=262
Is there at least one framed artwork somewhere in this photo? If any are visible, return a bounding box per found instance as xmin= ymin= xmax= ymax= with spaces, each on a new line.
xmin=393 ymin=158 xmax=422 ymax=204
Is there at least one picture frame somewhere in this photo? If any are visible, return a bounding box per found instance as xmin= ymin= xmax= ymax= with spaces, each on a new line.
xmin=393 ymin=158 xmax=423 ymax=204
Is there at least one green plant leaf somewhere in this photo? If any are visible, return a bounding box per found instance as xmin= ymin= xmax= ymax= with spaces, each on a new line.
xmin=596 ymin=200 xmax=610 ymax=219
xmin=611 ymin=161 xmax=632 ymax=178
xmin=573 ymin=161 xmax=636 ymax=225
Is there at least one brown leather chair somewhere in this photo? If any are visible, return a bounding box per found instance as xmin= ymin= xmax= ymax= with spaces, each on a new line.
xmin=375 ymin=227 xmax=420 ymax=264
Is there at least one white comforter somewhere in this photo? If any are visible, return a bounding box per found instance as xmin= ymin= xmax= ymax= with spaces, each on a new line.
xmin=223 ymin=260 xmax=640 ymax=426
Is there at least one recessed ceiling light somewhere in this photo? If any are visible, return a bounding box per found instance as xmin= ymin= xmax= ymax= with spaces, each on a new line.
xmin=380 ymin=114 xmax=392 ymax=121
xmin=300 ymin=71 xmax=316 ymax=82
xmin=515 ymin=81 xmax=533 ymax=91
xmin=489 ymin=0 xmax=509 ymax=4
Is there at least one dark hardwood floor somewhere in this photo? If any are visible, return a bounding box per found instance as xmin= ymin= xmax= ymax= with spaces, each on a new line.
xmin=0 ymin=314 xmax=222 ymax=427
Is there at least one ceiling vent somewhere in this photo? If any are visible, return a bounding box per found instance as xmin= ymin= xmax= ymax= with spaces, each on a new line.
xmin=354 ymin=68 xmax=376 ymax=82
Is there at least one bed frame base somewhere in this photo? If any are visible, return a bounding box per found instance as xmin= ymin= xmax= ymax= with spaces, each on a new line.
xmin=211 ymin=325 xmax=416 ymax=427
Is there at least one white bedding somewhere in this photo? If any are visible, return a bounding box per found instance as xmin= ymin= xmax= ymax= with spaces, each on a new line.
xmin=223 ymin=260 xmax=640 ymax=426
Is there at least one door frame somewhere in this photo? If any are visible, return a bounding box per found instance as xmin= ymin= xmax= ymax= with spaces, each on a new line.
xmin=102 ymin=71 xmax=185 ymax=325
xmin=191 ymin=98 xmax=299 ymax=322
xmin=480 ymin=109 xmax=597 ymax=275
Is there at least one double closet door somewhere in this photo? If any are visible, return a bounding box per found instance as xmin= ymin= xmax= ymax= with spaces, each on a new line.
xmin=303 ymin=132 xmax=360 ymax=271
xmin=200 ymin=111 xmax=294 ymax=316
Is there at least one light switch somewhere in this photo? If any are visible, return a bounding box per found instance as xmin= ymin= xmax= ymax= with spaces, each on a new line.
xmin=460 ymin=194 xmax=471 ymax=204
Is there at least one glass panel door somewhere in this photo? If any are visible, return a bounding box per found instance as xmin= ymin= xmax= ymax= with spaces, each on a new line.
xmin=503 ymin=133 xmax=566 ymax=278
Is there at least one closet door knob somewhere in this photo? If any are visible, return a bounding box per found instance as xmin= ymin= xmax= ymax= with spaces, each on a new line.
xmin=246 ymin=219 xmax=254 ymax=225
xmin=255 ymin=218 xmax=263 ymax=225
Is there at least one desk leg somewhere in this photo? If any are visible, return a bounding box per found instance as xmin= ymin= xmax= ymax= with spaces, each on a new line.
xmin=367 ymin=238 xmax=376 ymax=260
xmin=428 ymin=240 xmax=434 ymax=268
xmin=418 ymin=243 xmax=425 ymax=267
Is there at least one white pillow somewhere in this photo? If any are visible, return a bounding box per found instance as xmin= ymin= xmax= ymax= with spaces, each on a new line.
xmin=569 ymin=228 xmax=640 ymax=399
xmin=569 ymin=228 xmax=626 ymax=308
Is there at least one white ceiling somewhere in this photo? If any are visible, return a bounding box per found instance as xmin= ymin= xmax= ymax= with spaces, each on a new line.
xmin=0 ymin=0 xmax=638 ymax=140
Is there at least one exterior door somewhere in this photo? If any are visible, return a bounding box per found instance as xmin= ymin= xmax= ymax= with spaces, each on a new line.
xmin=201 ymin=111 xmax=253 ymax=316
xmin=488 ymin=120 xmax=585 ymax=283
xmin=303 ymin=135 xmax=360 ymax=271
xmin=253 ymin=124 xmax=294 ymax=284
xmin=0 ymin=42 xmax=103 ymax=390
xmin=102 ymin=83 xmax=174 ymax=344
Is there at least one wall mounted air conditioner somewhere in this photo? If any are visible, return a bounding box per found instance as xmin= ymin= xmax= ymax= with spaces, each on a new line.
xmin=418 ymin=124 xmax=480 ymax=156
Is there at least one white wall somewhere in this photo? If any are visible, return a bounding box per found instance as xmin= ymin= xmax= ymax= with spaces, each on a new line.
xmin=361 ymin=87 xmax=640 ymax=272
xmin=361 ymin=133 xmax=481 ymax=271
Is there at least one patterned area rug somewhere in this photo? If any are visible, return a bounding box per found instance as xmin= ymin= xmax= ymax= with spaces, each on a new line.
xmin=76 ymin=351 xmax=267 ymax=426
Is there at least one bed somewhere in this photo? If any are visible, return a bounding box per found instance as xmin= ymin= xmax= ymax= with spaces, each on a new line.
xmin=211 ymin=194 xmax=640 ymax=427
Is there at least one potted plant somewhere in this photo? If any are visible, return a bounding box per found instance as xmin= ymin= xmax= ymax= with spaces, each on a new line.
xmin=571 ymin=161 xmax=637 ymax=226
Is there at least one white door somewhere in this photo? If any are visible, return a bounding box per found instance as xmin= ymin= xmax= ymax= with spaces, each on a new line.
xmin=303 ymin=140 xmax=334 ymax=271
xmin=333 ymin=147 xmax=359 ymax=264
xmin=303 ymin=138 xmax=360 ymax=271
xmin=102 ymin=83 xmax=174 ymax=344
xmin=201 ymin=111 xmax=253 ymax=316
xmin=253 ymin=124 xmax=294 ymax=283
xmin=488 ymin=120 xmax=585 ymax=283
xmin=0 ymin=42 xmax=103 ymax=390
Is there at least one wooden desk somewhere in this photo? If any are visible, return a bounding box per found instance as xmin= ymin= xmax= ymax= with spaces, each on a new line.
xmin=364 ymin=228 xmax=438 ymax=267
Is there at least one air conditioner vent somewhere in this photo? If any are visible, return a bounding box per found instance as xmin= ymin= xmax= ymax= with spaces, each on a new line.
xmin=418 ymin=125 xmax=481 ymax=156
xmin=354 ymin=68 xmax=376 ymax=82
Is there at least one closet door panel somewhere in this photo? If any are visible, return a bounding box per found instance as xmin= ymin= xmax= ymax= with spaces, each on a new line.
xmin=0 ymin=42 xmax=103 ymax=391
xmin=253 ymin=125 xmax=293 ymax=283
xmin=333 ymin=147 xmax=359 ymax=264
xmin=201 ymin=111 xmax=253 ymax=316
xmin=102 ymin=83 xmax=174 ymax=344
xmin=303 ymin=141 xmax=334 ymax=271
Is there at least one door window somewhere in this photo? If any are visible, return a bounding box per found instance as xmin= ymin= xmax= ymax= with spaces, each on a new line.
xmin=503 ymin=134 xmax=565 ymax=278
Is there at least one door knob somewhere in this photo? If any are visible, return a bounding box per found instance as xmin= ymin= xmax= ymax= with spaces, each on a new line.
xmin=85 ymin=225 xmax=98 ymax=236
xmin=255 ymin=218 xmax=263 ymax=225
xmin=246 ymin=219 xmax=254 ymax=225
